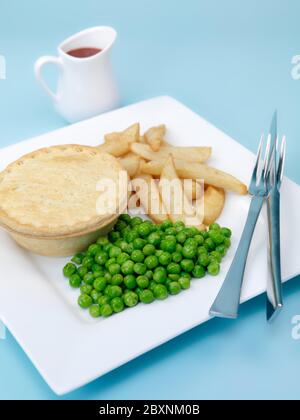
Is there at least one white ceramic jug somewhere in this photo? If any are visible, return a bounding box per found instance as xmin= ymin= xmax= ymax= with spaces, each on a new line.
xmin=34 ymin=27 xmax=120 ymax=123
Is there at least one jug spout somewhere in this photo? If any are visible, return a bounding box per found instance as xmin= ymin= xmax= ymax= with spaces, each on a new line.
xmin=59 ymin=26 xmax=117 ymax=57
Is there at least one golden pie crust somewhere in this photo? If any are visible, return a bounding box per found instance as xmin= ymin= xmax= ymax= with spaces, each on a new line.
xmin=0 ymin=145 xmax=127 ymax=239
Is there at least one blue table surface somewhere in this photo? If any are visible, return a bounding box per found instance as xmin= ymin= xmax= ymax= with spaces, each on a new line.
xmin=1 ymin=0 xmax=300 ymax=400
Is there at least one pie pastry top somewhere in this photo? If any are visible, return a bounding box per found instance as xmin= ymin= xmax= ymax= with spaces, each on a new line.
xmin=0 ymin=145 xmax=125 ymax=238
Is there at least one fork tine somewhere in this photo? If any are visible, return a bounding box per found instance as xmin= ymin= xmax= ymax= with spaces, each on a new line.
xmin=251 ymin=134 xmax=264 ymax=185
xmin=262 ymin=134 xmax=271 ymax=180
xmin=277 ymin=136 xmax=286 ymax=186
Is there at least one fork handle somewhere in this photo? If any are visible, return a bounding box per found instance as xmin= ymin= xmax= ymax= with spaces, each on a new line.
xmin=266 ymin=189 xmax=283 ymax=322
xmin=210 ymin=195 xmax=264 ymax=319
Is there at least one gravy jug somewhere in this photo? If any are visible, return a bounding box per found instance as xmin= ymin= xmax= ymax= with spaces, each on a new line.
xmin=34 ymin=27 xmax=120 ymax=123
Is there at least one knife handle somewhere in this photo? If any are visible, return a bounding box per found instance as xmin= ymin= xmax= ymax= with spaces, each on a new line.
xmin=210 ymin=195 xmax=264 ymax=319
xmin=267 ymin=189 xmax=283 ymax=322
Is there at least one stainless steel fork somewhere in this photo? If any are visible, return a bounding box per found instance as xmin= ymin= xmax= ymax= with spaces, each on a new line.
xmin=266 ymin=135 xmax=286 ymax=322
xmin=209 ymin=134 xmax=273 ymax=319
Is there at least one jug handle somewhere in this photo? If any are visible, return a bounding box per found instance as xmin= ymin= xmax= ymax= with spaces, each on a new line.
xmin=34 ymin=56 xmax=62 ymax=101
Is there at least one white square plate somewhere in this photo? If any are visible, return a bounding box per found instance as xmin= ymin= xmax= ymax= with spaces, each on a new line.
xmin=1 ymin=96 xmax=300 ymax=395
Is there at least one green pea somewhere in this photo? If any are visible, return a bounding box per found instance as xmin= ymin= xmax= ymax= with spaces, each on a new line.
xmin=143 ymin=244 xmax=156 ymax=256
xmin=153 ymin=267 xmax=167 ymax=284
xmin=82 ymin=256 xmax=94 ymax=269
xmin=108 ymin=285 xmax=123 ymax=299
xmin=115 ymin=219 xmax=128 ymax=231
xmin=80 ymin=284 xmax=93 ymax=295
xmin=97 ymin=236 xmax=109 ymax=246
xmin=124 ymin=291 xmax=139 ymax=308
xmin=224 ymin=238 xmax=231 ymax=248
xmin=130 ymin=216 xmax=143 ymax=227
xmin=119 ymin=214 xmax=131 ymax=224
xmin=208 ymin=231 xmax=225 ymax=245
xmin=208 ymin=262 xmax=220 ymax=276
xmin=183 ymin=228 xmax=195 ymax=238
xmin=104 ymin=285 xmax=112 ymax=297
xmin=78 ymin=266 xmax=88 ymax=278
xmin=155 ymin=250 xmax=164 ymax=258
xmin=136 ymin=276 xmax=149 ymax=289
xmin=111 ymin=297 xmax=125 ymax=313
xmin=131 ymin=250 xmax=145 ymax=263
xmin=168 ymin=274 xmax=180 ymax=282
xmin=69 ymin=274 xmax=82 ymax=288
xmin=109 ymin=246 xmax=122 ymax=259
xmin=105 ymin=258 xmax=116 ymax=269
xmin=216 ymin=245 xmax=226 ymax=257
xmin=125 ymin=243 xmax=134 ymax=254
xmin=167 ymin=262 xmax=181 ymax=275
xmin=138 ymin=222 xmax=152 ymax=238
xmin=91 ymin=264 xmax=100 ymax=274
xmin=159 ymin=252 xmax=172 ymax=266
xmin=201 ymin=231 xmax=209 ymax=240
xmin=78 ymin=294 xmax=93 ymax=309
xmin=209 ymin=223 xmax=221 ymax=231
xmin=197 ymin=246 xmax=208 ymax=256
xmin=71 ymin=253 xmax=85 ymax=265
xmin=204 ymin=238 xmax=216 ymax=251
xmin=148 ymin=232 xmax=161 ymax=246
xmin=121 ymin=260 xmax=135 ymax=275
xmin=198 ymin=253 xmax=210 ymax=267
xmin=117 ymin=252 xmax=130 ymax=265
xmin=88 ymin=244 xmax=101 ymax=256
xmin=132 ymin=238 xmax=146 ymax=250
xmin=149 ymin=280 xmax=157 ymax=291
xmin=118 ymin=241 xmax=130 ymax=252
xmin=180 ymin=259 xmax=195 ymax=273
xmin=178 ymin=277 xmax=191 ymax=290
xmin=103 ymin=243 xmax=113 ymax=253
xmin=145 ymin=270 xmax=154 ymax=280
xmin=185 ymin=238 xmax=198 ymax=248
xmin=160 ymin=239 xmax=177 ymax=253
xmin=172 ymin=252 xmax=182 ymax=263
xmin=176 ymin=232 xmax=187 ymax=244
xmin=125 ymin=230 xmax=139 ymax=243
xmin=108 ymin=231 xmax=121 ymax=243
xmin=176 ymin=244 xmax=183 ymax=253
xmin=165 ymin=227 xmax=177 ymax=236
xmin=95 ymin=251 xmax=108 ymax=266
xmin=210 ymin=251 xmax=222 ymax=263
xmin=89 ymin=304 xmax=102 ymax=318
xmin=83 ymin=272 xmax=94 ymax=285
xmin=193 ymin=265 xmax=206 ymax=279
xmin=108 ymin=263 xmax=121 ymax=276
xmin=145 ymin=255 xmax=159 ymax=270
xmin=91 ymin=289 xmax=100 ymax=303
xmin=174 ymin=221 xmax=185 ymax=229
xmin=101 ymin=304 xmax=113 ymax=318
xmin=168 ymin=282 xmax=181 ymax=295
xmin=111 ymin=274 xmax=123 ymax=286
xmin=63 ymin=263 xmax=77 ymax=278
xmin=153 ymin=284 xmax=168 ymax=300
xmin=94 ymin=277 xmax=107 ymax=292
xmin=134 ymin=263 xmax=147 ymax=276
xmin=194 ymin=235 xmax=204 ymax=245
xmin=221 ymin=227 xmax=232 ymax=238
xmin=124 ymin=275 xmax=137 ymax=290
xmin=104 ymin=272 xmax=112 ymax=282
xmin=140 ymin=289 xmax=155 ymax=304
xmin=98 ymin=295 xmax=110 ymax=306
xmin=182 ymin=245 xmax=197 ymax=259
xmin=160 ymin=220 xmax=173 ymax=231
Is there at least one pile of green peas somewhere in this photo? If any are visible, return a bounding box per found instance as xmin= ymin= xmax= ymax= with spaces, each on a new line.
xmin=63 ymin=215 xmax=232 ymax=319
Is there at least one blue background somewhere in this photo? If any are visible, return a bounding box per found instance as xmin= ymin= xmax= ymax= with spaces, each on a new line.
xmin=0 ymin=0 xmax=300 ymax=400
